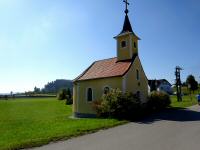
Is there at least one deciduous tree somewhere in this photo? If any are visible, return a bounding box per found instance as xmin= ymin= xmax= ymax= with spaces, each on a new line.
xmin=186 ymin=75 xmax=198 ymax=93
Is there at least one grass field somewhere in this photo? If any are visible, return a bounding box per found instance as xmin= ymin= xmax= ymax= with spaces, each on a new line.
xmin=170 ymin=95 xmax=198 ymax=108
xmin=1 ymin=94 xmax=198 ymax=150
xmin=0 ymin=98 xmax=124 ymax=150
xmin=170 ymin=86 xmax=200 ymax=108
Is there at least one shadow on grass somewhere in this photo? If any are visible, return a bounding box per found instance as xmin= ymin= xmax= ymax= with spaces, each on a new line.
xmin=136 ymin=106 xmax=200 ymax=124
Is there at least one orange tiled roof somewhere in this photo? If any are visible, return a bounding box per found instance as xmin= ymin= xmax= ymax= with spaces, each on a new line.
xmin=74 ymin=57 xmax=133 ymax=81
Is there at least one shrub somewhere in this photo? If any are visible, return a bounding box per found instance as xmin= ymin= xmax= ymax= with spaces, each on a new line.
xmin=57 ymin=89 xmax=67 ymax=100
xmin=4 ymin=95 xmax=8 ymax=100
xmin=66 ymin=88 xmax=73 ymax=105
xmin=66 ymin=95 xmax=73 ymax=105
xmin=92 ymin=89 xmax=142 ymax=119
xmin=57 ymin=88 xmax=73 ymax=104
xmin=147 ymin=91 xmax=171 ymax=111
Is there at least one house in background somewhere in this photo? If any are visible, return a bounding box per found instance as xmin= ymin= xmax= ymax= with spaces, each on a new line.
xmin=73 ymin=2 xmax=148 ymax=118
xmin=148 ymin=79 xmax=173 ymax=95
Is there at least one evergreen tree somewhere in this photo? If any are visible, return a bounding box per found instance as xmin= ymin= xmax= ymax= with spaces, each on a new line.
xmin=186 ymin=75 xmax=198 ymax=93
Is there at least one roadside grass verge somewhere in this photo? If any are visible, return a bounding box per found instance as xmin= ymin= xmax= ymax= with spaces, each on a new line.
xmin=170 ymin=95 xmax=198 ymax=108
xmin=0 ymin=98 xmax=125 ymax=150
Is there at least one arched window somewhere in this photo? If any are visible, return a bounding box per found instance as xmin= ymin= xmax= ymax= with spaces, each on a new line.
xmin=136 ymin=69 xmax=140 ymax=80
xmin=104 ymin=87 xmax=110 ymax=94
xmin=87 ymin=88 xmax=93 ymax=102
xmin=121 ymin=41 xmax=127 ymax=48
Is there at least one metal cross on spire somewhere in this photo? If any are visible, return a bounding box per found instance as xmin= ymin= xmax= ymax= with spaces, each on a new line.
xmin=123 ymin=0 xmax=130 ymax=14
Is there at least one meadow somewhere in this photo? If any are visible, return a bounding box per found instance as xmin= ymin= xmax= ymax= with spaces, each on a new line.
xmin=171 ymin=86 xmax=199 ymax=108
xmin=170 ymin=95 xmax=198 ymax=108
xmin=0 ymin=98 xmax=124 ymax=150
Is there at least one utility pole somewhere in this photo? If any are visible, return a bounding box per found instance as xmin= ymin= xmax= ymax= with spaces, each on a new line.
xmin=198 ymin=76 xmax=200 ymax=94
xmin=175 ymin=66 xmax=183 ymax=102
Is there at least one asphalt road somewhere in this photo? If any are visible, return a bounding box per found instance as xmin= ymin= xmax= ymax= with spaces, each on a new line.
xmin=29 ymin=105 xmax=200 ymax=150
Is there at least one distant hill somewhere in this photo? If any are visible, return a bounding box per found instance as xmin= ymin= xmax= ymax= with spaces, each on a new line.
xmin=42 ymin=79 xmax=73 ymax=94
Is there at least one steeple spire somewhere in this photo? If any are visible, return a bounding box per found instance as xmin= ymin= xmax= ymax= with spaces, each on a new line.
xmin=121 ymin=15 xmax=133 ymax=34
xmin=120 ymin=0 xmax=134 ymax=34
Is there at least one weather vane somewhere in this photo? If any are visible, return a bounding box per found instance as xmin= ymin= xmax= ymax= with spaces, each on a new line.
xmin=123 ymin=0 xmax=130 ymax=14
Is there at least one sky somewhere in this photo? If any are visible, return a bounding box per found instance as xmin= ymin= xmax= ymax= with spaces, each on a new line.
xmin=0 ymin=0 xmax=200 ymax=93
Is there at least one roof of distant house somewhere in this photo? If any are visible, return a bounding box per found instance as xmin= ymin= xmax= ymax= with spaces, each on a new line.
xmin=74 ymin=56 xmax=137 ymax=82
xmin=148 ymin=79 xmax=172 ymax=87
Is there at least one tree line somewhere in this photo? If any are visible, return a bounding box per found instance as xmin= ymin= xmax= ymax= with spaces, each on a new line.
xmin=24 ymin=79 xmax=73 ymax=97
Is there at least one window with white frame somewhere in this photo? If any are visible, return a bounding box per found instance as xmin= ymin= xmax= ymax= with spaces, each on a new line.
xmin=104 ymin=87 xmax=110 ymax=94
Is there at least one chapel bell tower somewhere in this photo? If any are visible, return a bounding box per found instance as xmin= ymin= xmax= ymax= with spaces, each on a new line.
xmin=115 ymin=0 xmax=140 ymax=61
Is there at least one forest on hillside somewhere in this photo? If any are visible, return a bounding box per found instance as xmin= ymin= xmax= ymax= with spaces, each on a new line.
xmin=41 ymin=79 xmax=73 ymax=94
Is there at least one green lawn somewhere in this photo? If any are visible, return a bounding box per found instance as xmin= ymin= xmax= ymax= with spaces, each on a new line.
xmin=170 ymin=95 xmax=198 ymax=108
xmin=0 ymin=98 xmax=124 ymax=150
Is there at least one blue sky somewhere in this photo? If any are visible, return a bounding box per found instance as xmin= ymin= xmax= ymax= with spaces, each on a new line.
xmin=0 ymin=0 xmax=200 ymax=93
